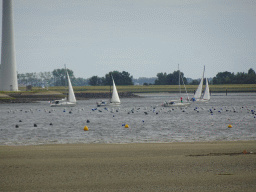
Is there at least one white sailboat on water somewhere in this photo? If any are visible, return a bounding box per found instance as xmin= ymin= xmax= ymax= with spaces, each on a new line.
xmin=201 ymin=77 xmax=210 ymax=102
xmin=96 ymin=77 xmax=121 ymax=107
xmin=110 ymin=77 xmax=121 ymax=105
xmin=50 ymin=67 xmax=76 ymax=107
xmin=192 ymin=66 xmax=210 ymax=102
xmin=162 ymin=64 xmax=191 ymax=108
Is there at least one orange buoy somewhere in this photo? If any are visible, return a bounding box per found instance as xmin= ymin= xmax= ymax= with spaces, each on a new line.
xmin=84 ymin=126 xmax=89 ymax=131
xmin=228 ymin=124 xmax=232 ymax=128
xmin=124 ymin=124 xmax=129 ymax=128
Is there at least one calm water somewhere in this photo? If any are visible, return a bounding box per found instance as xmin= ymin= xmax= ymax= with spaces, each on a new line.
xmin=0 ymin=93 xmax=255 ymax=146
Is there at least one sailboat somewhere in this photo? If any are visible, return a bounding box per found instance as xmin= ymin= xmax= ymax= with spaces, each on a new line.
xmin=110 ymin=77 xmax=121 ymax=105
xmin=96 ymin=77 xmax=121 ymax=107
xmin=50 ymin=68 xmax=76 ymax=107
xmin=192 ymin=66 xmax=210 ymax=102
xmin=162 ymin=65 xmax=191 ymax=108
xmin=201 ymin=77 xmax=210 ymax=102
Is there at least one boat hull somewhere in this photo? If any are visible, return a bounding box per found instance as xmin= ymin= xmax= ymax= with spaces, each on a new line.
xmin=162 ymin=102 xmax=191 ymax=108
xmin=50 ymin=102 xmax=76 ymax=107
xmin=110 ymin=102 xmax=121 ymax=106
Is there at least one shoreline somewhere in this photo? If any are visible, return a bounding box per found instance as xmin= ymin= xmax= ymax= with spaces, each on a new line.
xmin=1 ymin=139 xmax=256 ymax=147
xmin=1 ymin=140 xmax=256 ymax=191
xmin=0 ymin=92 xmax=139 ymax=103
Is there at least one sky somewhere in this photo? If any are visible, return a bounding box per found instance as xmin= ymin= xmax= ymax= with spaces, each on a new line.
xmin=1 ymin=0 xmax=255 ymax=79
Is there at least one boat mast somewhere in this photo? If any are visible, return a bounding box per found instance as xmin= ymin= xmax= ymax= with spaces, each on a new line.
xmin=178 ymin=64 xmax=181 ymax=99
xmin=110 ymin=73 xmax=112 ymax=101
xmin=64 ymin=64 xmax=68 ymax=100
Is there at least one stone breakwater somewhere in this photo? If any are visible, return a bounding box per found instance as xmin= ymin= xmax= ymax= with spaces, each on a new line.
xmin=75 ymin=92 xmax=139 ymax=99
xmin=0 ymin=92 xmax=139 ymax=103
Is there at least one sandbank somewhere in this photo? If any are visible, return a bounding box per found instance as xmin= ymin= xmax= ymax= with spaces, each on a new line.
xmin=1 ymin=141 xmax=256 ymax=191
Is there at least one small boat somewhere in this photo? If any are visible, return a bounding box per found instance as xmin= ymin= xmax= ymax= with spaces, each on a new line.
xmin=96 ymin=100 xmax=107 ymax=107
xmin=50 ymin=67 xmax=76 ymax=107
xmin=162 ymin=64 xmax=191 ymax=108
xmin=96 ymin=77 xmax=121 ymax=107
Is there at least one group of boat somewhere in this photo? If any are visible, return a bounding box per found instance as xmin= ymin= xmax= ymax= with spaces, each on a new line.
xmin=50 ymin=65 xmax=210 ymax=108
xmin=50 ymin=65 xmax=121 ymax=107
xmin=161 ymin=65 xmax=210 ymax=108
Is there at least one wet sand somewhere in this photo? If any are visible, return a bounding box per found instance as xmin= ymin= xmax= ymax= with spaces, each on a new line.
xmin=1 ymin=141 xmax=256 ymax=191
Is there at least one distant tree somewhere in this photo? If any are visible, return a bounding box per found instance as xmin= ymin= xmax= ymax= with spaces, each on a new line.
xmin=52 ymin=68 xmax=74 ymax=86
xmin=154 ymin=71 xmax=187 ymax=85
xmin=190 ymin=79 xmax=200 ymax=85
xmin=212 ymin=68 xmax=256 ymax=84
xmin=73 ymin=77 xmax=89 ymax=86
xmin=248 ymin=68 xmax=255 ymax=75
xmin=154 ymin=72 xmax=167 ymax=85
xmin=89 ymin=76 xmax=102 ymax=86
xmin=213 ymin=71 xmax=234 ymax=84
xmin=143 ymin=82 xmax=148 ymax=86
xmin=102 ymin=71 xmax=133 ymax=85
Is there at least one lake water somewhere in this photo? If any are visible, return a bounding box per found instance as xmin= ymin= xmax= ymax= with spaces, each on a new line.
xmin=0 ymin=93 xmax=255 ymax=146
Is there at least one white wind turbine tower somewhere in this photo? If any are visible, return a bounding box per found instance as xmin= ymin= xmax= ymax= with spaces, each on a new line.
xmin=0 ymin=0 xmax=18 ymax=91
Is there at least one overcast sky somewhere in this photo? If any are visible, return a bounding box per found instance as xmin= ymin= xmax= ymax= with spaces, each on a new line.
xmin=1 ymin=0 xmax=255 ymax=79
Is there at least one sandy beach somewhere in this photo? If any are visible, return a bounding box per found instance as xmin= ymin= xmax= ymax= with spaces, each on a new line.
xmin=0 ymin=141 xmax=255 ymax=191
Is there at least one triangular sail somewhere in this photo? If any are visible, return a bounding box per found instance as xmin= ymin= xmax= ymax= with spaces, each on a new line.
xmin=202 ymin=77 xmax=210 ymax=101
xmin=111 ymin=79 xmax=120 ymax=103
xmin=194 ymin=67 xmax=205 ymax=99
xmin=67 ymin=72 xmax=76 ymax=103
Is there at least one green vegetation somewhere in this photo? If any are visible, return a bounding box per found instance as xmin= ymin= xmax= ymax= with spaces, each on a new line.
xmin=88 ymin=71 xmax=133 ymax=86
xmin=15 ymin=84 xmax=256 ymax=94
xmin=154 ymin=70 xmax=187 ymax=85
xmin=213 ymin=68 xmax=256 ymax=84
xmin=16 ymin=68 xmax=256 ymax=87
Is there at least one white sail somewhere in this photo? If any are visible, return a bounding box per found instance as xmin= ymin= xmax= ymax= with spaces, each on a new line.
xmin=202 ymin=77 xmax=210 ymax=101
xmin=110 ymin=79 xmax=120 ymax=103
xmin=67 ymin=72 xmax=76 ymax=103
xmin=194 ymin=67 xmax=205 ymax=99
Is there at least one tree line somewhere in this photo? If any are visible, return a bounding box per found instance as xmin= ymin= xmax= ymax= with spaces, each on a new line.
xmin=88 ymin=71 xmax=133 ymax=86
xmin=16 ymin=68 xmax=256 ymax=87
xmin=17 ymin=69 xmax=89 ymax=87
xmin=212 ymin=68 xmax=256 ymax=84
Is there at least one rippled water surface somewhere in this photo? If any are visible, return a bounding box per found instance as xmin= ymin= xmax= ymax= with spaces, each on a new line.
xmin=0 ymin=93 xmax=255 ymax=146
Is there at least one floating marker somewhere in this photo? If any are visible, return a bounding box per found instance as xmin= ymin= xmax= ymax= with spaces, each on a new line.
xmin=124 ymin=124 xmax=129 ymax=128
xmin=34 ymin=124 xmax=37 ymax=127
xmin=84 ymin=126 xmax=89 ymax=131
xmin=15 ymin=125 xmax=19 ymax=128
xmin=228 ymin=124 xmax=232 ymax=128
xmin=87 ymin=120 xmax=90 ymax=123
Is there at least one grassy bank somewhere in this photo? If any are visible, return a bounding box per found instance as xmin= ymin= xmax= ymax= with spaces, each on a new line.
xmin=13 ymin=84 xmax=256 ymax=94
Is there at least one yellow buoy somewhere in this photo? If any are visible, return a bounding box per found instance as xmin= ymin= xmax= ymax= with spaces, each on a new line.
xmin=228 ymin=124 xmax=232 ymax=128
xmin=84 ymin=126 xmax=89 ymax=131
xmin=124 ymin=124 xmax=129 ymax=128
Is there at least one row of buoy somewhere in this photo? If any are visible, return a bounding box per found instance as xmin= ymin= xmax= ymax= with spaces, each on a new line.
xmin=15 ymin=123 xmax=53 ymax=128
xmin=84 ymin=124 xmax=130 ymax=131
